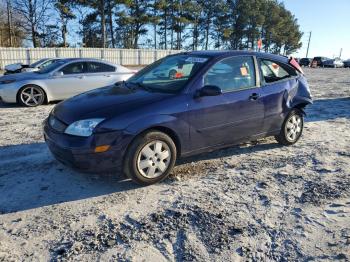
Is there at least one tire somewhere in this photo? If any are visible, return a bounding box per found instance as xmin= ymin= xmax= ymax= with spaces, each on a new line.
xmin=169 ymin=69 xmax=177 ymax=79
xmin=18 ymin=85 xmax=46 ymax=107
xmin=123 ymin=131 xmax=177 ymax=185
xmin=275 ymin=109 xmax=304 ymax=146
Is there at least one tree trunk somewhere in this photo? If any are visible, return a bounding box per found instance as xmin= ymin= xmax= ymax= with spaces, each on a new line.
xmin=28 ymin=0 xmax=37 ymax=47
xmin=100 ymin=0 xmax=106 ymax=48
xmin=153 ymin=5 xmax=157 ymax=49
xmin=134 ymin=24 xmax=140 ymax=49
xmin=164 ymin=9 xmax=168 ymax=49
xmin=192 ymin=22 xmax=197 ymax=50
xmin=204 ymin=13 xmax=211 ymax=50
xmin=6 ymin=0 xmax=13 ymax=46
xmin=154 ymin=23 xmax=157 ymax=49
xmin=108 ymin=0 xmax=115 ymax=48
xmin=62 ymin=22 xmax=67 ymax=47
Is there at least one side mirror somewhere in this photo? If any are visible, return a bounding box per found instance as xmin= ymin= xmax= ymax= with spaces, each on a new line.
xmin=53 ymin=71 xmax=63 ymax=77
xmin=195 ymin=85 xmax=222 ymax=98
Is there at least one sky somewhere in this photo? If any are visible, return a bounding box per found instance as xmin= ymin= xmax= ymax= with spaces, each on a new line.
xmin=52 ymin=1 xmax=350 ymax=60
xmin=282 ymin=0 xmax=350 ymax=59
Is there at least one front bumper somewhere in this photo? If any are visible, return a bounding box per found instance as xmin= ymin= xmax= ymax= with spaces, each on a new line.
xmin=43 ymin=118 xmax=133 ymax=173
xmin=0 ymin=83 xmax=20 ymax=103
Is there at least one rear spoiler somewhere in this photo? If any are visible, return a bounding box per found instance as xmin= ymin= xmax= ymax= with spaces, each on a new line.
xmin=289 ymin=57 xmax=304 ymax=75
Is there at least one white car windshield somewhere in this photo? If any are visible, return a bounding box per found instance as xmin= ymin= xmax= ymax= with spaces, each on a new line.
xmin=30 ymin=59 xmax=48 ymax=68
xmin=36 ymin=61 xmax=66 ymax=74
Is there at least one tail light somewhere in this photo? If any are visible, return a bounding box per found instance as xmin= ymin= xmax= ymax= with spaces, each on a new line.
xmin=289 ymin=57 xmax=304 ymax=74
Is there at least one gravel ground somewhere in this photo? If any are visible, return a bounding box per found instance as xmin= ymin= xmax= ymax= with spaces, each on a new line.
xmin=0 ymin=68 xmax=349 ymax=261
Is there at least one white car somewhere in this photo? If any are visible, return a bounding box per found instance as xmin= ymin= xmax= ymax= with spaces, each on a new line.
xmin=323 ymin=58 xmax=344 ymax=68
xmin=0 ymin=58 xmax=135 ymax=106
xmin=153 ymin=63 xmax=194 ymax=79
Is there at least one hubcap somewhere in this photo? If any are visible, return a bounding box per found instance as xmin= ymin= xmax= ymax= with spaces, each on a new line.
xmin=286 ymin=115 xmax=302 ymax=142
xmin=137 ymin=140 xmax=171 ymax=178
xmin=20 ymin=86 xmax=43 ymax=106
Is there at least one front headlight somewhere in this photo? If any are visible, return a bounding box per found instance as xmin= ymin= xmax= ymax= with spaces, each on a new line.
xmin=64 ymin=118 xmax=105 ymax=137
xmin=0 ymin=79 xmax=16 ymax=85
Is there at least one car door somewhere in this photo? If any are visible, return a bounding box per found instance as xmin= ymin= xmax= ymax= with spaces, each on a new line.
xmin=83 ymin=62 xmax=119 ymax=91
xmin=258 ymin=58 xmax=299 ymax=133
xmin=45 ymin=61 xmax=90 ymax=99
xmin=187 ymin=55 xmax=264 ymax=150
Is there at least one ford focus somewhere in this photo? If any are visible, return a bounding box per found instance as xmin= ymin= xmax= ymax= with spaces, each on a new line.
xmin=44 ymin=51 xmax=312 ymax=185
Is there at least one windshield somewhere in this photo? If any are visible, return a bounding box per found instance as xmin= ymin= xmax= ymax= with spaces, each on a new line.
xmin=36 ymin=60 xmax=66 ymax=74
xmin=30 ymin=59 xmax=47 ymax=68
xmin=127 ymin=54 xmax=211 ymax=93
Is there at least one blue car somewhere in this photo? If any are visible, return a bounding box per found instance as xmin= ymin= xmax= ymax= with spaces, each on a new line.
xmin=44 ymin=51 xmax=312 ymax=185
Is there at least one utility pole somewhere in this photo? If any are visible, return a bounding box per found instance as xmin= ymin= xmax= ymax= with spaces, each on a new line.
xmin=305 ymin=31 xmax=312 ymax=58
xmin=339 ymin=48 xmax=343 ymax=58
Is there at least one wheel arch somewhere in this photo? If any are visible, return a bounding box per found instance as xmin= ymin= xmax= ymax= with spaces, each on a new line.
xmin=292 ymin=103 xmax=309 ymax=115
xmin=131 ymin=126 xmax=182 ymax=158
xmin=122 ymin=113 xmax=190 ymax=159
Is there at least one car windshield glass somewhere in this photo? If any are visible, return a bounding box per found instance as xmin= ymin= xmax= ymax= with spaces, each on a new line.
xmin=36 ymin=60 xmax=66 ymax=74
xmin=127 ymin=54 xmax=211 ymax=93
xmin=30 ymin=59 xmax=47 ymax=68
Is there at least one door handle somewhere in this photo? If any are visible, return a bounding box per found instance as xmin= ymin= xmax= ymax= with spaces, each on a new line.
xmin=76 ymin=75 xmax=85 ymax=79
xmin=249 ymin=93 xmax=260 ymax=100
xmin=104 ymin=75 xmax=111 ymax=77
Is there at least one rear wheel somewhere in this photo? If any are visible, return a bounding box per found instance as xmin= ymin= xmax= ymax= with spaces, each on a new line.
xmin=123 ymin=131 xmax=177 ymax=185
xmin=275 ymin=109 xmax=304 ymax=145
xmin=18 ymin=85 xmax=46 ymax=107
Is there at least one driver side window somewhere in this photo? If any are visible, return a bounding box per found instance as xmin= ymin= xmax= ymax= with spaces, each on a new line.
xmin=204 ymin=56 xmax=256 ymax=92
xmin=61 ymin=62 xmax=85 ymax=75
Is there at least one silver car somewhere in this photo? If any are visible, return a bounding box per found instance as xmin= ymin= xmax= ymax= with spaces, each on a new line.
xmin=0 ymin=58 xmax=135 ymax=106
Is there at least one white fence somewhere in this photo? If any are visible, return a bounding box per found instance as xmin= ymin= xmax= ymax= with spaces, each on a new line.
xmin=0 ymin=48 xmax=183 ymax=69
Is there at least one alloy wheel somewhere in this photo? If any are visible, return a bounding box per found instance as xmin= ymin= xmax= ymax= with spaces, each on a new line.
xmin=20 ymin=86 xmax=44 ymax=106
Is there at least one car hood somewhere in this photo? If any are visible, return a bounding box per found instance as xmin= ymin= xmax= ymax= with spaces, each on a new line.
xmin=0 ymin=71 xmax=45 ymax=81
xmin=52 ymin=85 xmax=173 ymax=124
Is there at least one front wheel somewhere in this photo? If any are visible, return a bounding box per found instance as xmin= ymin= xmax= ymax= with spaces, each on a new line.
xmin=18 ymin=85 xmax=46 ymax=107
xmin=123 ymin=131 xmax=177 ymax=185
xmin=275 ymin=110 xmax=304 ymax=146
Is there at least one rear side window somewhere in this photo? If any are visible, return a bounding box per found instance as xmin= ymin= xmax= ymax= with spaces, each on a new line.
xmin=259 ymin=59 xmax=296 ymax=83
xmin=205 ymin=56 xmax=256 ymax=92
xmin=86 ymin=62 xmax=115 ymax=73
xmin=61 ymin=62 xmax=85 ymax=75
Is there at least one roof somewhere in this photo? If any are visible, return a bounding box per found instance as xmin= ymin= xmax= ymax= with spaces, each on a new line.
xmin=179 ymin=50 xmax=289 ymax=62
xmin=54 ymin=58 xmax=119 ymax=66
xmin=58 ymin=58 xmax=110 ymax=62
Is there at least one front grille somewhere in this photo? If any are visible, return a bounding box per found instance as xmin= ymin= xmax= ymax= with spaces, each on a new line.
xmin=49 ymin=115 xmax=67 ymax=133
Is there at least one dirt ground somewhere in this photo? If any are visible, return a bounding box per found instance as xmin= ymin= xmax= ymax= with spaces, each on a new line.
xmin=0 ymin=68 xmax=349 ymax=261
